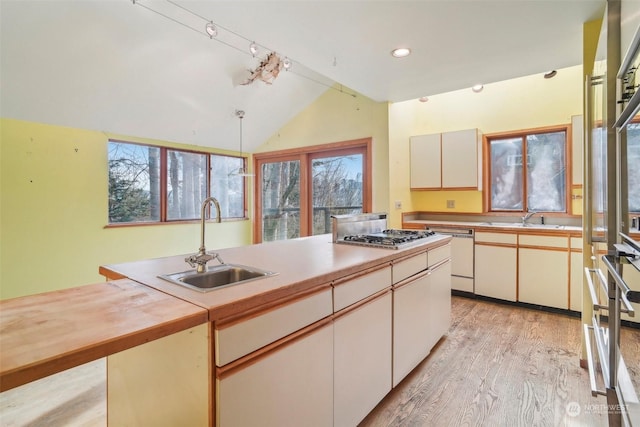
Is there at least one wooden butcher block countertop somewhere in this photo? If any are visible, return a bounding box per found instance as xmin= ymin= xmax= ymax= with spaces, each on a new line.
xmin=0 ymin=279 xmax=208 ymax=392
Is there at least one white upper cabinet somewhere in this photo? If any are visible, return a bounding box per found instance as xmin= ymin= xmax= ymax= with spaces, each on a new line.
xmin=441 ymin=129 xmax=482 ymax=189
xmin=410 ymin=128 xmax=482 ymax=190
xmin=410 ymin=133 xmax=441 ymax=189
xmin=572 ymin=115 xmax=583 ymax=185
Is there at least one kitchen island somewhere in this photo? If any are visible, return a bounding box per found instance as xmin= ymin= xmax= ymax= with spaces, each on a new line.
xmin=1 ymin=233 xmax=452 ymax=427
xmin=100 ymin=232 xmax=452 ymax=426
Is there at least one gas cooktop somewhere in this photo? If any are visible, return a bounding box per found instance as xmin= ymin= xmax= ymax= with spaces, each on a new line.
xmin=338 ymin=229 xmax=436 ymax=249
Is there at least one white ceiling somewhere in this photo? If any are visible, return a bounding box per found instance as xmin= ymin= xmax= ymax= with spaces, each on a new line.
xmin=0 ymin=0 xmax=605 ymax=152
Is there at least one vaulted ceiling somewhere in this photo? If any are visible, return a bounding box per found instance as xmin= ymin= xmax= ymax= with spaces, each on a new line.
xmin=0 ymin=0 xmax=605 ymax=151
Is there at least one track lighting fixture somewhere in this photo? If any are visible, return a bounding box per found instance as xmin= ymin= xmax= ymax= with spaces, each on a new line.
xmin=205 ymin=22 xmax=217 ymax=38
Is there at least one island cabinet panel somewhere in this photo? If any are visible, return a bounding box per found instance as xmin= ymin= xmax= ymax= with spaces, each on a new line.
xmin=392 ymin=257 xmax=451 ymax=389
xmin=393 ymin=269 xmax=432 ymax=387
xmin=108 ymin=323 xmax=210 ymax=427
xmin=392 ymin=251 xmax=428 ymax=284
xmin=429 ymin=260 xmax=452 ymax=350
xmin=333 ymin=265 xmax=391 ymax=311
xmin=518 ymin=235 xmax=569 ymax=309
xmin=428 ymin=243 xmax=451 ymax=268
xmin=334 ymin=291 xmax=392 ymax=427
xmin=216 ymin=322 xmax=333 ymax=427
xmin=214 ymin=287 xmax=332 ymax=367
xmin=474 ymin=232 xmax=517 ymax=302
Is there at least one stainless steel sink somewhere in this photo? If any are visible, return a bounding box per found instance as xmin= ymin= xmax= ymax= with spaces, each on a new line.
xmin=526 ymin=224 xmax=564 ymax=229
xmin=159 ymin=264 xmax=277 ymax=292
xmin=479 ymin=222 xmax=563 ymax=229
xmin=479 ymin=221 xmax=520 ymax=227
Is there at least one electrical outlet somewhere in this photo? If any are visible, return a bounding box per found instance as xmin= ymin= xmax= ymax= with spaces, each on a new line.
xmin=394 ymin=200 xmax=402 ymax=210
xmin=446 ymin=200 xmax=455 ymax=209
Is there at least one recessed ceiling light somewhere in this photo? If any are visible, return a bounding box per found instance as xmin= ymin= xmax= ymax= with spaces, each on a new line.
xmin=419 ymin=96 xmax=429 ymax=102
xmin=391 ymin=47 xmax=411 ymax=58
xmin=472 ymin=84 xmax=484 ymax=93
xmin=544 ymin=70 xmax=557 ymax=79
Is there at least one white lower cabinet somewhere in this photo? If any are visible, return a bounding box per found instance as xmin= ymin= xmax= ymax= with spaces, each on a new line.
xmin=334 ymin=291 xmax=392 ymax=427
xmin=393 ymin=270 xmax=430 ymax=387
xmin=570 ymin=251 xmax=583 ymax=312
xmin=215 ymin=245 xmax=453 ymax=427
xmin=216 ymin=321 xmax=334 ymax=427
xmin=215 ymin=289 xmax=333 ymax=366
xmin=429 ymin=260 xmax=452 ymax=349
xmin=475 ymin=244 xmax=517 ymax=301
xmin=518 ymin=235 xmax=569 ymax=310
xmin=474 ymin=232 xmax=517 ymax=301
xmin=519 ymin=248 xmax=568 ymax=309
xmin=393 ymin=259 xmax=451 ymax=387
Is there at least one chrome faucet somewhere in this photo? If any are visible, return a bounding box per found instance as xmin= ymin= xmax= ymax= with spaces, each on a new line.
xmin=521 ymin=209 xmax=538 ymax=226
xmin=185 ymin=197 xmax=224 ymax=273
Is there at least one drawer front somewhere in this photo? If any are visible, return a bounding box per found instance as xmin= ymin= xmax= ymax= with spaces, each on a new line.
xmin=519 ymin=234 xmax=567 ymax=248
xmin=428 ymin=243 xmax=451 ymax=268
xmin=334 ymin=266 xmax=392 ymax=311
xmin=215 ymin=288 xmax=332 ymax=366
xmin=475 ymin=232 xmax=517 ymax=244
xmin=392 ymin=252 xmax=427 ymax=284
xmin=570 ymin=237 xmax=583 ymax=249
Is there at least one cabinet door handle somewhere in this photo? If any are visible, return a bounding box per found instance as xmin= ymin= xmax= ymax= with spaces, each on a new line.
xmin=584 ymin=268 xmax=608 ymax=311
xmin=601 ymin=256 xmax=636 ymax=317
xmin=583 ymin=323 xmax=607 ymax=397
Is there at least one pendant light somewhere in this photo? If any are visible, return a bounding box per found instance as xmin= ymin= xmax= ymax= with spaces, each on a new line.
xmin=231 ymin=109 xmax=254 ymax=177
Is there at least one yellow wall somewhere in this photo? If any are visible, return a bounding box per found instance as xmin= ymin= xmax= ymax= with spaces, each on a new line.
xmin=388 ymin=65 xmax=584 ymax=227
xmin=1 ymin=66 xmax=585 ymax=298
xmin=257 ymin=86 xmax=390 ymax=213
xmin=0 ymin=118 xmax=251 ymax=299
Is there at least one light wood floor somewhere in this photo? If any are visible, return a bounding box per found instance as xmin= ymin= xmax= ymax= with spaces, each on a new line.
xmin=1 ymin=296 xmax=638 ymax=426
xmin=0 ymin=358 xmax=105 ymax=426
xmin=361 ymin=296 xmax=640 ymax=427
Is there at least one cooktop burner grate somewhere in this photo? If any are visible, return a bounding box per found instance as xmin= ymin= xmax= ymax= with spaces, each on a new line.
xmin=339 ymin=229 xmax=436 ymax=249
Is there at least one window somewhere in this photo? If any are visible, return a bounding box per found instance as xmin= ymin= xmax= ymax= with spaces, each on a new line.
xmin=108 ymin=142 xmax=161 ymax=223
xmin=255 ymin=139 xmax=372 ymax=242
xmin=486 ymin=127 xmax=569 ymax=213
xmin=311 ymin=152 xmax=364 ymax=235
xmin=625 ymin=122 xmax=640 ymax=213
xmin=108 ymin=140 xmax=245 ymax=224
xmin=167 ymin=150 xmax=207 ymax=220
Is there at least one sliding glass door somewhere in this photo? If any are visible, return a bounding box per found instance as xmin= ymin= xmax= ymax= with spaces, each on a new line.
xmin=311 ymin=152 xmax=363 ymax=235
xmin=261 ymin=159 xmax=301 ymax=241
xmin=255 ymin=138 xmax=371 ymax=243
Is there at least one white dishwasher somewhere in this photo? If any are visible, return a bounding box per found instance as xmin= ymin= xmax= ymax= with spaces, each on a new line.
xmin=426 ymin=226 xmax=474 ymax=293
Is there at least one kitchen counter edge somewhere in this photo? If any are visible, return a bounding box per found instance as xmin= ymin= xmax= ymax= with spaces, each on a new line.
xmin=99 ymin=233 xmax=452 ymax=322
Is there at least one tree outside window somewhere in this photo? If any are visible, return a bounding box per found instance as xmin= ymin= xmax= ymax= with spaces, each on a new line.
xmin=255 ymin=139 xmax=371 ymax=243
xmin=108 ymin=141 xmax=246 ymax=224
xmin=488 ymin=129 xmax=567 ymax=213
xmin=108 ymin=142 xmax=160 ymax=223
xmin=167 ymin=150 xmax=207 ymax=221
xmin=625 ymin=123 xmax=640 ymax=213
